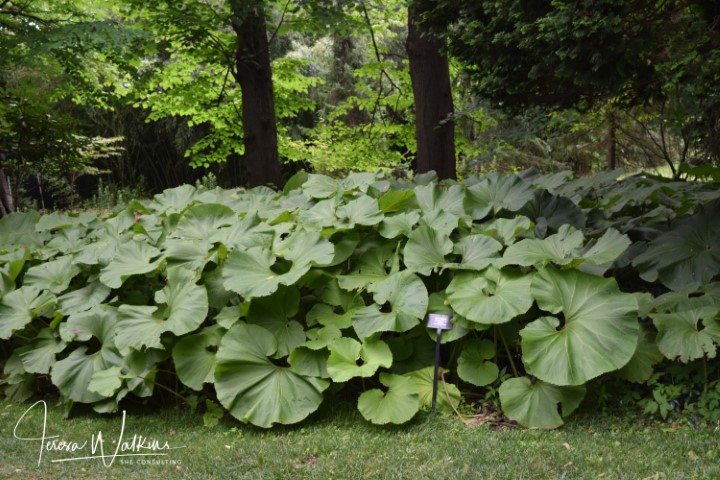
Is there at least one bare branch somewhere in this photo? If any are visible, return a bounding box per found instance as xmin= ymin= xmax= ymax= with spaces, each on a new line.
xmin=267 ymin=0 xmax=292 ymax=46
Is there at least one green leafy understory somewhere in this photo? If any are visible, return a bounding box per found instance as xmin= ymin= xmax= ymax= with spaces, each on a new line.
xmin=1 ymin=170 xmax=719 ymax=428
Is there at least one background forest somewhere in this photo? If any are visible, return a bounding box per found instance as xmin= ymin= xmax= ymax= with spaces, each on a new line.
xmin=1 ymin=0 xmax=718 ymax=213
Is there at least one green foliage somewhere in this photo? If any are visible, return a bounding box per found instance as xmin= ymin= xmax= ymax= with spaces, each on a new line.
xmin=1 ymin=169 xmax=719 ymax=429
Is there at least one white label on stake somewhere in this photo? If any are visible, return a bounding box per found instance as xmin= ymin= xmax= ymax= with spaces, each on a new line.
xmin=427 ymin=313 xmax=452 ymax=330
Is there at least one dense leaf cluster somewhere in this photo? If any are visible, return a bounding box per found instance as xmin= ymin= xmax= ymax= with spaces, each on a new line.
xmin=1 ymin=170 xmax=719 ymax=427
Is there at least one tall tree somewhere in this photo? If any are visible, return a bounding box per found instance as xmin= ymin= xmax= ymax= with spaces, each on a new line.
xmin=231 ymin=1 xmax=282 ymax=188
xmin=406 ymin=2 xmax=456 ymax=180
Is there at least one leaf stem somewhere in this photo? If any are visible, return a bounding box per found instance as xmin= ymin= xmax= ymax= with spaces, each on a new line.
xmin=141 ymin=376 xmax=191 ymax=406
xmin=496 ymin=325 xmax=519 ymax=378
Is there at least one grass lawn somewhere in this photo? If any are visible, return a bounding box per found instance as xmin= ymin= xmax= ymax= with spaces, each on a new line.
xmin=1 ymin=399 xmax=718 ymax=479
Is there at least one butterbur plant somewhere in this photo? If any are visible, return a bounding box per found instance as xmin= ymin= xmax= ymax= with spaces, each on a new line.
xmin=1 ymin=170 xmax=719 ymax=428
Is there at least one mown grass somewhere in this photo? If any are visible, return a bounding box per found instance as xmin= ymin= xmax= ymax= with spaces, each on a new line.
xmin=1 ymin=399 xmax=718 ymax=480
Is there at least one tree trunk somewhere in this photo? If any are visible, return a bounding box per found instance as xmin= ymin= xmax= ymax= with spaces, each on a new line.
xmin=406 ymin=6 xmax=456 ymax=180
xmin=232 ymin=1 xmax=282 ymax=189
xmin=0 ymin=168 xmax=15 ymax=217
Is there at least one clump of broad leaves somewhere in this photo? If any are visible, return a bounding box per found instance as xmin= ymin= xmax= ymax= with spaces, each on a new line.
xmin=1 ymin=170 xmax=719 ymax=428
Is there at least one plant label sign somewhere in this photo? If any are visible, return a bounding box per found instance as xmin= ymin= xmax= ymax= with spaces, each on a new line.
xmin=427 ymin=313 xmax=452 ymax=413
xmin=427 ymin=313 xmax=452 ymax=330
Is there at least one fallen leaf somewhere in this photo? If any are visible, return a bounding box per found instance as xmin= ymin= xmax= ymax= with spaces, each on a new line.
xmin=168 ymin=429 xmax=176 ymax=437
xmin=298 ymin=454 xmax=319 ymax=467
xmin=563 ymin=442 xmax=572 ymax=452
xmin=688 ymin=450 xmax=699 ymax=461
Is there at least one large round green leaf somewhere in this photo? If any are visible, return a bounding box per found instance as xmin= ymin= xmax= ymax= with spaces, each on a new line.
xmin=217 ymin=213 xmax=274 ymax=251
xmin=326 ymin=337 xmax=393 ymax=382
xmin=52 ymin=305 xmax=124 ymax=404
xmin=23 ymin=255 xmax=81 ymax=294
xmin=651 ymin=306 xmax=720 ymax=362
xmin=476 ymin=216 xmax=533 ymax=246
xmin=352 ymin=271 xmax=428 ymax=339
xmin=302 ymin=174 xmax=342 ymax=199
xmin=221 ymin=247 xmax=280 ymax=299
xmin=404 ymin=367 xmax=461 ymax=414
xmin=336 ymin=195 xmax=384 ymax=228
xmin=450 ymin=234 xmax=502 ymax=271
xmin=306 ymin=303 xmax=355 ymax=330
xmin=617 ymin=328 xmax=664 ymax=383
xmin=403 ymin=225 xmax=453 ymax=276
xmin=99 ymin=240 xmax=163 ymax=289
xmin=579 ymin=229 xmax=631 ymax=267
xmin=518 ymin=190 xmax=586 ymax=233
xmin=223 ymin=229 xmax=334 ymax=299
xmin=446 ymin=267 xmax=533 ymax=325
xmin=0 ymin=286 xmax=55 ymax=339
xmin=297 ymin=198 xmax=339 ymax=230
xmin=522 ymin=268 xmax=639 ymax=386
xmin=499 ymin=376 xmax=586 ymax=429
xmin=464 ymin=173 xmax=535 ymax=220
xmin=288 ymin=346 xmax=329 ymax=378
xmin=214 ymin=323 xmax=329 ymax=428
xmin=149 ymin=184 xmax=199 ymax=214
xmin=172 ymin=326 xmax=226 ymax=391
xmin=497 ymin=225 xmax=585 ymax=268
xmin=0 ymin=211 xmax=44 ymax=249
xmin=379 ymin=212 xmax=420 ymax=239
xmin=357 ymin=373 xmax=421 ymax=424
xmin=414 ymin=183 xmax=465 ymax=217
xmin=378 ymin=189 xmax=417 ymax=213
xmin=172 ymin=203 xmax=236 ymax=243
xmin=337 ymin=241 xmax=396 ymax=291
xmin=247 ymin=286 xmax=305 ymax=357
xmin=420 ymin=209 xmax=459 ymax=237
xmin=57 ymin=280 xmax=111 ymax=317
xmin=457 ymin=339 xmax=499 ymax=387
xmin=16 ymin=328 xmax=65 ymax=374
xmin=164 ymin=238 xmax=213 ymax=271
xmin=632 ymin=199 xmax=720 ymax=291
xmin=115 ymin=269 xmax=208 ymax=354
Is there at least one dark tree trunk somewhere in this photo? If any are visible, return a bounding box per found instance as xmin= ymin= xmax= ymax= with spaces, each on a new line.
xmin=406 ymin=6 xmax=456 ymax=180
xmin=232 ymin=2 xmax=282 ymax=189
xmin=0 ymin=168 xmax=15 ymax=217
